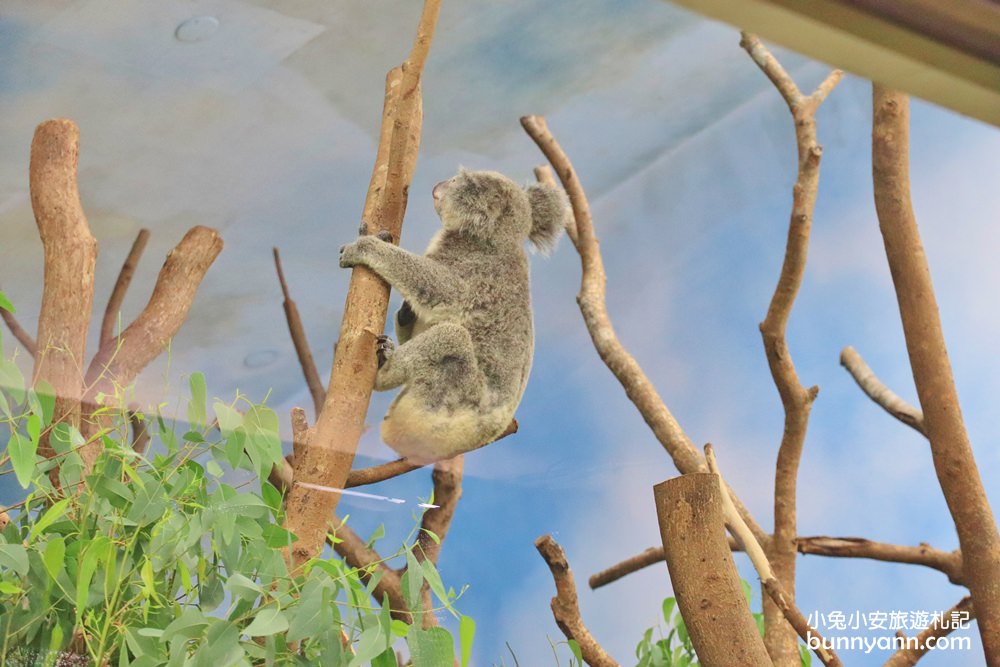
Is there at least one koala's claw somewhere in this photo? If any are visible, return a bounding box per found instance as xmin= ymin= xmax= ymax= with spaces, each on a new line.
xmin=376 ymin=335 xmax=395 ymax=368
xmin=376 ymin=230 xmax=393 ymax=243
xmin=358 ymin=221 xmax=369 ymax=236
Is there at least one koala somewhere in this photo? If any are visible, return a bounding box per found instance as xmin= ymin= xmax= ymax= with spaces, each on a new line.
xmin=339 ymin=169 xmax=568 ymax=464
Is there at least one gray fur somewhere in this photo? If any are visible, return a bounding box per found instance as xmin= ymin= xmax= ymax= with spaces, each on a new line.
xmin=339 ymin=169 xmax=566 ymax=463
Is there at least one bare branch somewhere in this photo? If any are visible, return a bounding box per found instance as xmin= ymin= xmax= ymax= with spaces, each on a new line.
xmin=347 ymin=458 xmax=424 ymax=487
xmin=274 ymin=248 xmax=326 ymax=415
xmin=739 ymin=32 xmax=802 ymax=106
xmin=100 ymin=228 xmax=150 ymax=346
xmin=798 ymin=536 xmax=962 ymax=584
xmin=283 ymin=0 xmax=441 ymax=570
xmin=30 ymin=119 xmax=97 ymax=446
xmin=883 ymin=596 xmax=975 ymax=667
xmin=588 ymin=547 xmax=665 ymax=590
xmin=591 ymin=535 xmax=962 ymax=590
xmin=520 ymin=114 xmax=767 ymax=546
xmin=873 ymin=83 xmax=1000 ymax=657
xmin=705 ymin=445 xmax=842 ymax=667
xmin=654 ymin=474 xmax=772 ymax=666
xmin=416 ymin=455 xmax=462 ymax=565
xmin=0 ymin=294 xmax=38 ymax=357
xmin=840 ymin=345 xmax=925 ymax=435
xmin=741 ymin=32 xmax=840 ymax=664
xmin=536 ymin=535 xmax=620 ymax=667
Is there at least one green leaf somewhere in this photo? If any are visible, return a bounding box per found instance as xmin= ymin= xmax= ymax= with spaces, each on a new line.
xmin=0 ymin=581 xmax=22 ymax=594
xmin=205 ymin=459 xmax=224 ymax=477
xmin=8 ymin=431 xmax=37 ymax=488
xmin=0 ymin=543 xmax=28 ymax=575
xmin=799 ymin=643 xmax=812 ymax=667
xmin=187 ymin=372 xmax=208 ymax=431
xmin=371 ymin=648 xmax=398 ymax=667
xmin=402 ymin=549 xmax=422 ymax=613
xmin=0 ymin=359 xmax=25 ymax=403
xmin=348 ymin=624 xmax=385 ymax=667
xmin=261 ymin=523 xmax=296 ymax=548
xmin=287 ymin=582 xmax=327 ymax=642
xmin=162 ymin=608 xmax=210 ymax=642
xmin=419 ymin=557 xmax=449 ymax=605
xmin=662 ymin=597 xmax=677 ymax=624
xmin=407 ymin=627 xmax=455 ymax=667
xmin=568 ymin=639 xmax=583 ymax=665
xmin=0 ymin=291 xmax=14 ymax=312
xmin=459 ymin=615 xmax=475 ymax=667
xmin=390 ymin=619 xmax=410 ymax=638
xmin=225 ymin=573 xmax=263 ymax=602
xmin=213 ymin=401 xmax=243 ymax=435
xmin=741 ymin=579 xmax=753 ymax=605
xmin=42 ymin=537 xmax=66 ymax=580
xmin=243 ymin=607 xmax=288 ymax=637
xmin=28 ymin=497 xmax=71 ymax=542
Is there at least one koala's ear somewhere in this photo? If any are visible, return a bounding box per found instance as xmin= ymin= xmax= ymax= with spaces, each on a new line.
xmin=526 ymin=184 xmax=568 ymax=254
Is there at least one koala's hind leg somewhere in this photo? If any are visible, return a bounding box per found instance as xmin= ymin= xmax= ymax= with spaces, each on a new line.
xmin=374 ymin=322 xmax=482 ymax=397
xmin=376 ymin=323 xmax=494 ymax=462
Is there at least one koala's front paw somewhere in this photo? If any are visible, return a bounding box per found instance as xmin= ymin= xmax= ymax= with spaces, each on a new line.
xmin=339 ymin=237 xmax=371 ymax=268
xmin=376 ymin=334 xmax=395 ymax=368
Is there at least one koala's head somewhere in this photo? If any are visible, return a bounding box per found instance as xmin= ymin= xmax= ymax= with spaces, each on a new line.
xmin=433 ymin=169 xmax=567 ymax=253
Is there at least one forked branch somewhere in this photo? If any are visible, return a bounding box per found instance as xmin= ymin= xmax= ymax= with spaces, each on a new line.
xmin=740 ymin=31 xmax=841 ymax=664
xmin=520 ymin=115 xmax=767 ymax=545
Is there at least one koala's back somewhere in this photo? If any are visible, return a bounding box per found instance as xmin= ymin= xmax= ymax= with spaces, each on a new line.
xmin=425 ymin=232 xmax=533 ymax=408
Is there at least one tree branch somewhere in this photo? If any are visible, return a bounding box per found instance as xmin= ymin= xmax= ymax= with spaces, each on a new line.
xmin=30 ymin=119 xmax=98 ymax=453
xmin=0 ymin=294 xmax=38 ymax=358
xmin=536 ymin=535 xmax=620 ymax=667
xmin=840 ymin=345 xmax=925 ymax=435
xmin=274 ymin=247 xmax=326 ymax=416
xmin=705 ymin=445 xmax=842 ymax=667
xmin=100 ymin=228 xmax=150 ymax=346
xmin=588 ymin=546 xmax=666 ymax=590
xmin=654 ymin=473 xmax=772 ymax=667
xmin=873 ymin=83 xmax=1000 ymax=663
xmin=797 ymin=536 xmax=963 ymax=584
xmin=883 ymin=596 xmax=975 ymax=667
xmin=82 ymin=226 xmax=222 ymax=468
xmin=740 ymin=31 xmax=841 ymax=665
xmin=282 ymin=0 xmax=440 ymax=571
xmin=591 ymin=534 xmax=963 ymax=590
xmin=520 ymin=115 xmax=767 ymax=546
xmin=416 ymin=455 xmax=462 ymax=566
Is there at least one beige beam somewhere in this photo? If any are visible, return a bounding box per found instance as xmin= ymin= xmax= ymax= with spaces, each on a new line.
xmin=666 ymin=0 xmax=1000 ymax=127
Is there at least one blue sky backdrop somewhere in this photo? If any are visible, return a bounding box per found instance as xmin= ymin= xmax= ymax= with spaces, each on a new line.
xmin=1 ymin=2 xmax=998 ymax=665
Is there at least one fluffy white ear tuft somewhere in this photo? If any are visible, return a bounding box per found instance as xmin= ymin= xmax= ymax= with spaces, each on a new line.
xmin=526 ymin=183 xmax=568 ymax=254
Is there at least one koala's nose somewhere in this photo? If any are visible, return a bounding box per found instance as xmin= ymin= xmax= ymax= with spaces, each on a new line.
xmin=432 ymin=180 xmax=448 ymax=202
